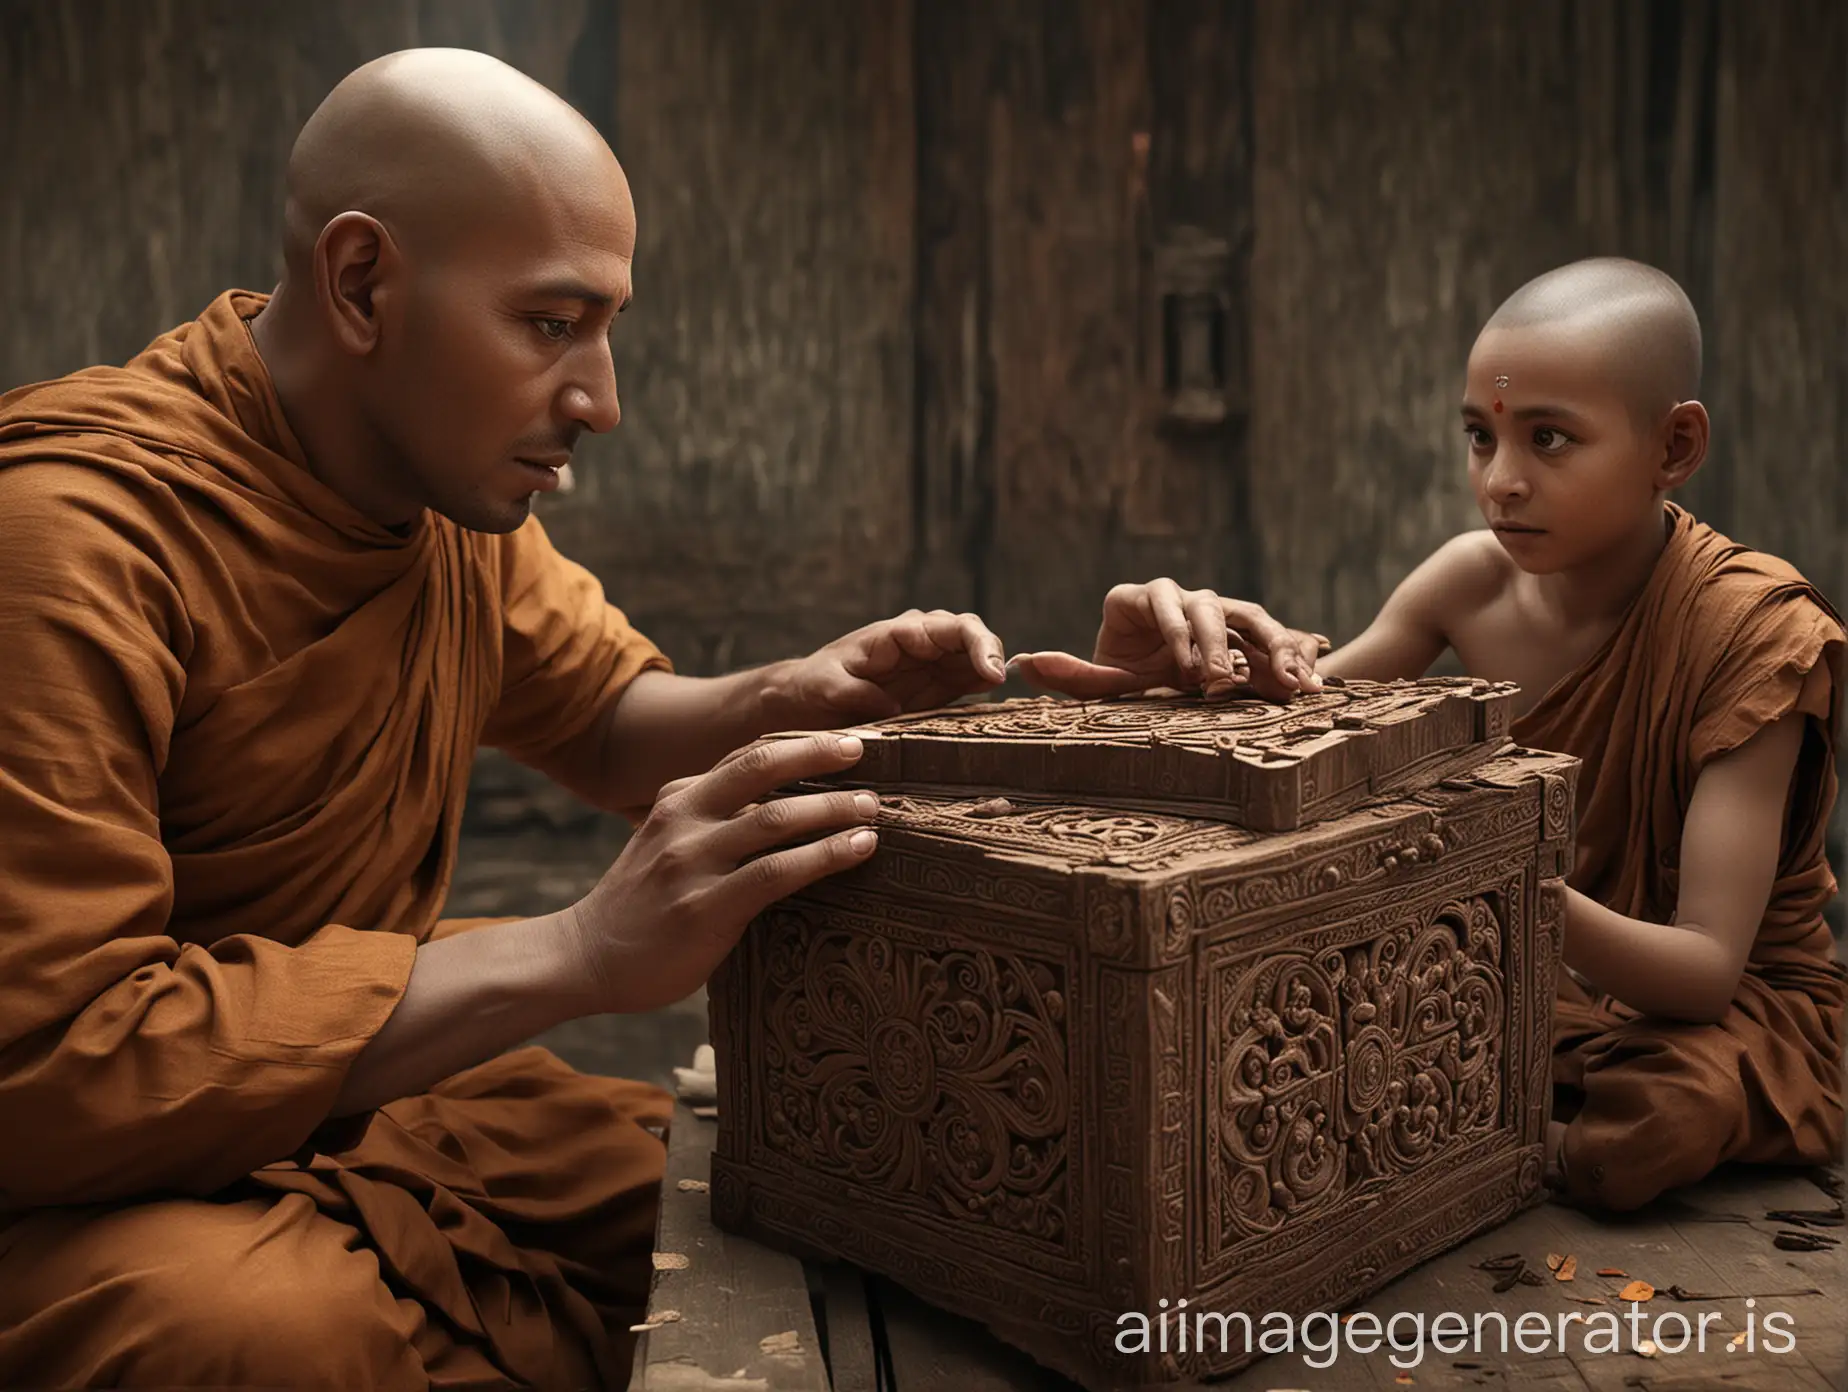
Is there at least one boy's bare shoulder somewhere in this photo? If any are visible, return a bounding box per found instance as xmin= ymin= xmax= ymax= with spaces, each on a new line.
xmin=1400 ymin=529 xmax=1517 ymax=619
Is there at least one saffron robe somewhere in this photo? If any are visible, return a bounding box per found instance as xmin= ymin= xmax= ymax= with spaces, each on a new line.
xmin=0 ymin=290 xmax=674 ymax=1389
xmin=1510 ymin=503 xmax=1846 ymax=1211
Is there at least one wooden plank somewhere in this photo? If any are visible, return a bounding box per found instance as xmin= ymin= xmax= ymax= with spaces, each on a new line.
xmin=1653 ymin=1168 xmax=1844 ymax=1392
xmin=1246 ymin=0 xmax=1728 ymax=643
xmin=0 ymin=0 xmax=590 ymax=389
xmin=1331 ymin=1178 xmax=1836 ymax=1392
xmin=1120 ymin=0 xmax=1260 ymax=608
xmin=909 ymin=0 xmax=994 ymax=620
xmin=815 ymin=1263 xmax=881 ymax=1392
xmin=588 ymin=0 xmax=918 ymax=674
xmin=937 ymin=0 xmax=1154 ymax=661
xmin=1247 ymin=0 xmax=1598 ymax=644
xmin=1317 ymin=1198 xmax=1596 ymax=1392
xmin=913 ymin=0 xmax=1258 ymax=644
xmin=1707 ymin=0 xmax=1848 ymax=898
xmin=874 ymin=1277 xmax=1075 ymax=1392
xmin=635 ymin=1104 xmax=829 ymax=1391
xmin=1711 ymin=0 xmax=1847 ymax=614
xmin=981 ymin=0 xmax=1151 ymax=660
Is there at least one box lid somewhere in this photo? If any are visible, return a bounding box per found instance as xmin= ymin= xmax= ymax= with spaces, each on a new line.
xmin=769 ymin=676 xmax=1516 ymax=831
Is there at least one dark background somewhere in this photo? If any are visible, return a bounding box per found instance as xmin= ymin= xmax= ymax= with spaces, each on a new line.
xmin=3 ymin=0 xmax=1842 ymax=1082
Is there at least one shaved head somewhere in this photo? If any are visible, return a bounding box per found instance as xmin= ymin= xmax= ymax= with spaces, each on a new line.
xmin=251 ymin=48 xmax=635 ymax=534
xmin=281 ymin=48 xmax=629 ymax=273
xmin=1461 ymin=257 xmax=1711 ymax=577
xmin=1482 ymin=257 xmax=1702 ymax=420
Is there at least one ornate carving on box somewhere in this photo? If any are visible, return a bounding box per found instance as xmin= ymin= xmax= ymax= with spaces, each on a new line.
xmin=1207 ymin=890 xmax=1509 ymax=1250
xmin=754 ymin=907 xmax=1073 ymax=1249
xmin=762 ymin=678 xmax=1520 ymax=830
xmin=711 ymin=687 xmax=1579 ymax=1389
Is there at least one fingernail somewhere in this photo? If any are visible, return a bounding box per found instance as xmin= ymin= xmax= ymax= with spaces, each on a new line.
xmin=850 ymin=829 xmax=877 ymax=854
xmin=854 ymin=792 xmax=879 ymax=818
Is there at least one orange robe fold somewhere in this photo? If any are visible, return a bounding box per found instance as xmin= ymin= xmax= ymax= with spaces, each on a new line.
xmin=0 ymin=290 xmax=673 ymax=1389
xmin=1510 ymin=503 xmax=1846 ymax=1210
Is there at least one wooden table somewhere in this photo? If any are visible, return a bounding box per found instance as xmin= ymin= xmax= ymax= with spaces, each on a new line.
xmin=633 ymin=1104 xmax=1846 ymax=1391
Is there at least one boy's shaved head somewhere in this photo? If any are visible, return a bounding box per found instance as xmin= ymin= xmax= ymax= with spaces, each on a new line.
xmin=1461 ymin=256 xmax=1711 ymax=579
xmin=1482 ymin=257 xmax=1702 ymax=421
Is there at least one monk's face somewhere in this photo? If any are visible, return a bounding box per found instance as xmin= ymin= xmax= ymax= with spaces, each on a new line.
xmin=1460 ymin=325 xmax=1667 ymax=574
xmin=367 ymin=163 xmax=634 ymax=534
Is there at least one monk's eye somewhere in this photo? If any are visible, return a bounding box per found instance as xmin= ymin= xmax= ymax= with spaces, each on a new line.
xmin=533 ymin=318 xmax=573 ymax=342
xmin=1532 ymin=426 xmax=1574 ymax=454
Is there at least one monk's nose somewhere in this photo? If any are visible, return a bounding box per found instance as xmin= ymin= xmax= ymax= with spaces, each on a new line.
xmin=563 ymin=345 xmax=621 ymax=433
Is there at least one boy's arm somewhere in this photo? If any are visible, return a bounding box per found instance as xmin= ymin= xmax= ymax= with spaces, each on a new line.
xmin=1319 ymin=534 xmax=1486 ymax=681
xmin=1561 ymin=712 xmax=1804 ymax=1023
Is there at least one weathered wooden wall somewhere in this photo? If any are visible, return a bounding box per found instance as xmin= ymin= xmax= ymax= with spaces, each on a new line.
xmin=0 ymin=0 xmax=592 ymax=386
xmin=552 ymin=0 xmax=916 ymax=672
xmin=2 ymin=0 xmax=1841 ymax=673
xmin=1710 ymin=0 xmax=1847 ymax=619
xmin=912 ymin=0 xmax=1261 ymax=660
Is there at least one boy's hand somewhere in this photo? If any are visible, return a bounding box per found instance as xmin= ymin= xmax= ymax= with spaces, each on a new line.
xmin=1009 ymin=578 xmax=1328 ymax=702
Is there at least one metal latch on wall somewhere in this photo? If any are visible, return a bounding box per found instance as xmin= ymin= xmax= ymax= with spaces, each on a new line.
xmin=1156 ymin=227 xmax=1232 ymax=428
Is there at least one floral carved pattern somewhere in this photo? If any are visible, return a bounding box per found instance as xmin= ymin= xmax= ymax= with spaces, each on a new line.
xmin=756 ymin=909 xmax=1072 ymax=1247
xmin=1214 ymin=894 xmax=1506 ymax=1242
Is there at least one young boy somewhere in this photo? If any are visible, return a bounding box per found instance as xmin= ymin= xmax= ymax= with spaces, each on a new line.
xmin=1013 ymin=257 xmax=1845 ymax=1210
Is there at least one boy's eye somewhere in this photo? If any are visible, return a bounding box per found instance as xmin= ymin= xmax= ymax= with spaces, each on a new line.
xmin=1533 ymin=426 xmax=1573 ymax=453
xmin=534 ymin=318 xmax=573 ymax=341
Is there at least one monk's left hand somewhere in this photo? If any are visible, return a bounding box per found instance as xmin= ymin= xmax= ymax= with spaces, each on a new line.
xmin=786 ymin=608 xmax=1008 ymax=722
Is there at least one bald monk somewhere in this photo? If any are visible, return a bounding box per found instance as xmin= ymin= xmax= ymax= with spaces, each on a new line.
xmin=0 ymin=49 xmax=1009 ymax=1392
xmin=1017 ymin=257 xmax=1845 ymax=1212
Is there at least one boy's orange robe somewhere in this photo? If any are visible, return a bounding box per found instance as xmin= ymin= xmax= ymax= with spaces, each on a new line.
xmin=1511 ymin=503 xmax=1846 ymax=1210
xmin=0 ymin=291 xmax=673 ymax=1390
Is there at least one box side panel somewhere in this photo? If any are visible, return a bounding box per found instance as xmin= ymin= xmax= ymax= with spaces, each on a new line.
xmin=1154 ymin=760 xmax=1574 ymax=1382
xmin=1197 ymin=841 xmax=1540 ymax=1285
xmin=710 ymin=844 xmax=1149 ymax=1387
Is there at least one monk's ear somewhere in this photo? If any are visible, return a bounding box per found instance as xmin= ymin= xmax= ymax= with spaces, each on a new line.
xmin=1656 ymin=400 xmax=1709 ymax=491
xmin=312 ymin=212 xmax=401 ymax=357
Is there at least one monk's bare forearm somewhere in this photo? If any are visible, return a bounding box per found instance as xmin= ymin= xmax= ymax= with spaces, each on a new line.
xmin=329 ymin=913 xmax=595 ymax=1115
xmin=1562 ymin=889 xmax=1737 ymax=1024
xmin=554 ymin=665 xmax=827 ymax=813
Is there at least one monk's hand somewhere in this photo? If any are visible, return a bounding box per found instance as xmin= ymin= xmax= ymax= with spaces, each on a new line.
xmin=783 ymin=608 xmax=1008 ymax=723
xmin=562 ymin=733 xmax=881 ymax=1015
xmin=1009 ymin=578 xmax=1327 ymax=702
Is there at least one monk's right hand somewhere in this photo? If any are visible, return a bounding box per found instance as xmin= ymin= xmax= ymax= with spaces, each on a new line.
xmin=560 ymin=732 xmax=878 ymax=1014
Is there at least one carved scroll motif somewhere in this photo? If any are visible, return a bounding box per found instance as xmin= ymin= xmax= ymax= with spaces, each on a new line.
xmin=1196 ymin=796 xmax=1537 ymax=927
xmin=1150 ymin=968 xmax=1191 ymax=1376
xmin=857 ymin=680 xmax=1513 ymax=751
xmin=1096 ymin=967 xmax=1142 ymax=1306
xmin=755 ymin=908 xmax=1073 ymax=1248
xmin=870 ymin=845 xmax=1077 ymax=919
xmin=1214 ymin=895 xmax=1507 ymax=1244
xmin=887 ymin=796 xmax=1258 ymax=873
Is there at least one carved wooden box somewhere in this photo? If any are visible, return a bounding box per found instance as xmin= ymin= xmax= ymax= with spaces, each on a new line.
xmin=709 ymin=680 xmax=1577 ymax=1388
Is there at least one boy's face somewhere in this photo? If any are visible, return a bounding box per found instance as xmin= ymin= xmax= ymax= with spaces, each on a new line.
xmin=1461 ymin=324 xmax=1668 ymax=575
